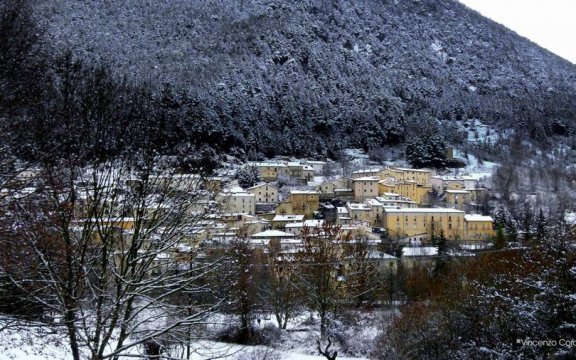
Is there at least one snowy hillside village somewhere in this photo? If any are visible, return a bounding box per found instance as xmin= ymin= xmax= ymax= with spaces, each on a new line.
xmin=0 ymin=154 xmax=503 ymax=358
xmin=0 ymin=152 xmax=501 ymax=358
xmin=221 ymin=159 xmax=495 ymax=250
xmin=2 ymin=157 xmax=497 ymax=255
xmin=10 ymin=159 xmax=498 ymax=266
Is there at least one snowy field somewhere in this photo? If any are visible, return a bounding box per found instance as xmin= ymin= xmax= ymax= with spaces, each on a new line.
xmin=0 ymin=310 xmax=392 ymax=359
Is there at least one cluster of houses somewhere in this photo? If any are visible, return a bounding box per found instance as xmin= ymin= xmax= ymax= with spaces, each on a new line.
xmin=214 ymin=161 xmax=494 ymax=248
xmin=1 ymin=161 xmax=496 ymax=271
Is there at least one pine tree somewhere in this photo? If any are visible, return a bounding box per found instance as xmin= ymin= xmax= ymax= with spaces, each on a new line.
xmin=535 ymin=209 xmax=548 ymax=245
xmin=494 ymin=225 xmax=507 ymax=249
xmin=522 ymin=201 xmax=533 ymax=244
xmin=433 ymin=230 xmax=450 ymax=277
xmin=236 ymin=165 xmax=260 ymax=189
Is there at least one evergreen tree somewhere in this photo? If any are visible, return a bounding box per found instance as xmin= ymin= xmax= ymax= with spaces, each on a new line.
xmin=433 ymin=230 xmax=450 ymax=277
xmin=535 ymin=209 xmax=548 ymax=245
xmin=493 ymin=204 xmax=518 ymax=243
xmin=521 ymin=201 xmax=533 ymax=244
xmin=236 ymin=165 xmax=260 ymax=189
xmin=405 ymin=133 xmax=447 ymax=168
xmin=494 ymin=225 xmax=507 ymax=249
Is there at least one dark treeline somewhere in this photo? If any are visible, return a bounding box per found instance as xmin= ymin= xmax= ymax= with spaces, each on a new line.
xmin=27 ymin=0 xmax=576 ymax=161
xmin=2 ymin=0 xmax=575 ymax=166
xmin=0 ymin=1 xmax=222 ymax=172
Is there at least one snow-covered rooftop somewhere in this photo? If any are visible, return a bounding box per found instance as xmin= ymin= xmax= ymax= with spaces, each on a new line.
xmin=348 ymin=203 xmax=371 ymax=211
xmin=365 ymin=199 xmax=382 ymax=206
xmin=464 ymin=214 xmax=494 ymax=222
xmin=249 ymin=162 xmax=287 ymax=167
xmin=393 ymin=167 xmax=433 ymax=173
xmin=304 ymin=219 xmax=324 ymax=227
xmin=251 ymin=230 xmax=295 ymax=238
xmin=445 ymin=190 xmax=470 ymax=194
xmin=273 ymin=214 xmax=305 ymax=222
xmin=352 ymin=168 xmax=381 ymax=174
xmin=384 ymin=208 xmax=464 ymax=214
xmin=246 ymin=183 xmax=277 ymax=190
xmin=290 ymin=190 xmax=319 ymax=195
xmin=402 ymin=246 xmax=438 ymax=257
xmin=353 ymin=176 xmax=380 ymax=181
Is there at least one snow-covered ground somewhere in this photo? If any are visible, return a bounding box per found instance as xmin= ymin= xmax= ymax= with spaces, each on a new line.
xmin=0 ymin=310 xmax=391 ymax=360
xmin=452 ymin=151 xmax=498 ymax=182
xmin=459 ymin=119 xmax=512 ymax=145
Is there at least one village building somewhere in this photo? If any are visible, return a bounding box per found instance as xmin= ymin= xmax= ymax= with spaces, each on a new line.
xmin=271 ymin=214 xmax=305 ymax=229
xmin=380 ymin=167 xmax=433 ymax=186
xmin=216 ymin=191 xmax=256 ymax=215
xmin=249 ymin=230 xmax=298 ymax=252
xmin=347 ymin=202 xmax=374 ymax=223
xmin=249 ymin=162 xmax=289 ymax=181
xmin=336 ymin=206 xmax=352 ymax=225
xmin=445 ymin=189 xmax=471 ymax=210
xmin=430 ymin=175 xmax=479 ymax=195
xmin=351 ymin=168 xmax=382 ymax=179
xmin=246 ymin=183 xmax=279 ymax=203
xmin=275 ymin=190 xmax=320 ymax=218
xmin=464 ymin=214 xmax=496 ymax=241
xmin=305 ymin=160 xmax=327 ymax=174
xmin=379 ymin=180 xmax=432 ymax=205
xmin=382 ymin=207 xmax=466 ymax=242
xmin=284 ymin=219 xmax=325 ymax=236
xmin=401 ymin=246 xmax=438 ymax=268
xmin=353 ymin=176 xmax=380 ymax=201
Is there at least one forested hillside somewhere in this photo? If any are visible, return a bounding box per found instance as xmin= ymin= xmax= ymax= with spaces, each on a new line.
xmin=28 ymin=0 xmax=576 ymax=159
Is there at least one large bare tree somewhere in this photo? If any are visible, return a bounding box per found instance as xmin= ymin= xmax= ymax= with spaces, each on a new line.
xmin=0 ymin=155 xmax=225 ymax=360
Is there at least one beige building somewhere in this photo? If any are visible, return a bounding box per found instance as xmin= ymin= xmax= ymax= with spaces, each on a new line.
xmin=205 ymin=177 xmax=223 ymax=193
xmin=336 ymin=207 xmax=352 ymax=224
xmin=383 ymin=207 xmax=495 ymax=243
xmin=271 ymin=214 xmax=305 ymax=229
xmin=375 ymin=195 xmax=417 ymax=208
xmin=346 ymin=202 xmax=373 ymax=223
xmin=285 ymin=219 xmax=324 ymax=236
xmin=246 ymin=183 xmax=279 ymax=203
xmin=316 ymin=178 xmax=349 ymax=196
xmin=217 ymin=191 xmax=255 ymax=215
xmin=365 ymin=199 xmax=385 ymax=226
xmin=287 ymin=162 xmax=315 ymax=181
xmin=383 ymin=208 xmax=466 ymax=241
xmin=396 ymin=181 xmax=432 ymax=205
xmin=305 ymin=160 xmax=327 ymax=174
xmin=445 ymin=189 xmax=471 ymax=210
xmin=430 ymin=175 xmax=479 ymax=195
xmin=276 ymin=190 xmax=320 ymax=218
xmin=380 ymin=167 xmax=433 ymax=186
xmin=249 ymin=162 xmax=289 ymax=181
xmin=249 ymin=230 xmax=298 ymax=252
xmin=351 ymin=169 xmax=382 ymax=179
xmin=464 ymin=215 xmax=495 ymax=241
xmin=381 ymin=180 xmax=432 ymax=205
xmin=354 ymin=176 xmax=380 ymax=201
